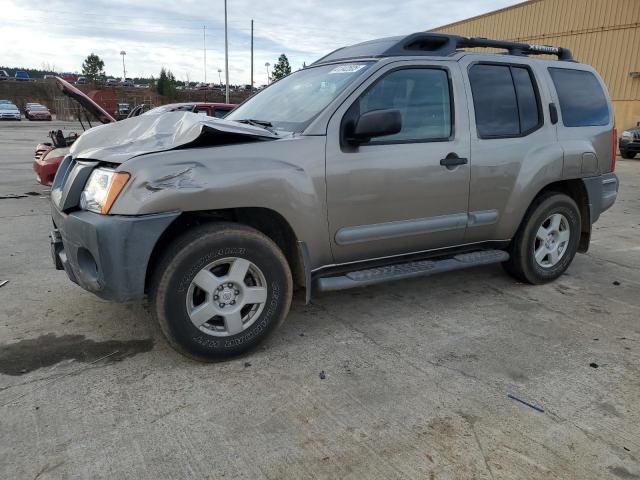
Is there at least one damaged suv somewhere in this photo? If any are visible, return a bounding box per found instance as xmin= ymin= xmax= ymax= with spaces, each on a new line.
xmin=50 ymin=33 xmax=619 ymax=360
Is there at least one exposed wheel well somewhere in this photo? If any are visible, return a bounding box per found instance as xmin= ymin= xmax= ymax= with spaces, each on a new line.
xmin=145 ymin=208 xmax=305 ymax=294
xmin=527 ymin=179 xmax=591 ymax=252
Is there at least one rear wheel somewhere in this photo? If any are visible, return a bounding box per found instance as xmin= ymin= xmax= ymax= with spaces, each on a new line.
xmin=150 ymin=222 xmax=293 ymax=361
xmin=621 ymin=150 xmax=636 ymax=159
xmin=503 ymin=193 xmax=581 ymax=284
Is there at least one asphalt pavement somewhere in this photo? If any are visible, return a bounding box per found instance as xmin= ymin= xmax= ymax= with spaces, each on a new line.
xmin=1 ymin=120 xmax=639 ymax=479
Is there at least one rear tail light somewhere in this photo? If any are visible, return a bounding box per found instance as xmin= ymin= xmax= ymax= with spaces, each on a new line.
xmin=611 ymin=127 xmax=617 ymax=172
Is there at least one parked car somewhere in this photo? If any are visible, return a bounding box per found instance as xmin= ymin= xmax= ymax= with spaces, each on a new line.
xmin=76 ymin=76 xmax=86 ymax=85
xmin=24 ymin=102 xmax=42 ymax=113
xmin=60 ymin=73 xmax=76 ymax=83
xmin=619 ymin=122 xmax=640 ymax=159
xmin=26 ymin=104 xmax=52 ymax=121
xmin=0 ymin=103 xmax=21 ymax=120
xmin=0 ymin=70 xmax=9 ymax=81
xmin=114 ymin=102 xmax=130 ymax=119
xmin=105 ymin=78 xmax=118 ymax=86
xmin=49 ymin=33 xmax=618 ymax=360
xmin=121 ymin=78 xmax=134 ymax=87
xmin=32 ymin=77 xmax=115 ymax=185
xmin=14 ymin=71 xmax=30 ymax=81
xmin=140 ymin=102 xmax=236 ymax=119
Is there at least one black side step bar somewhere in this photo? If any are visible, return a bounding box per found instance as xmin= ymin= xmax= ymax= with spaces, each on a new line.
xmin=314 ymin=249 xmax=509 ymax=292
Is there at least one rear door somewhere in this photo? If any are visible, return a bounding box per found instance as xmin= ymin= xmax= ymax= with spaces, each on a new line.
xmin=325 ymin=60 xmax=471 ymax=264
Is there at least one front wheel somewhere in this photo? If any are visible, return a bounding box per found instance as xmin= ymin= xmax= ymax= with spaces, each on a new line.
xmin=503 ymin=193 xmax=581 ymax=284
xmin=150 ymin=222 xmax=293 ymax=361
xmin=621 ymin=150 xmax=636 ymax=159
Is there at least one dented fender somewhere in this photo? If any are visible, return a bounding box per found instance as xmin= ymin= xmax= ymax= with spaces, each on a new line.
xmin=109 ymin=135 xmax=334 ymax=268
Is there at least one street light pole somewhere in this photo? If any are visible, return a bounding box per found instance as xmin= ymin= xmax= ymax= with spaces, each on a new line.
xmin=218 ymin=69 xmax=222 ymax=86
xmin=265 ymin=62 xmax=270 ymax=84
xmin=203 ymin=25 xmax=207 ymax=84
xmin=224 ymin=0 xmax=229 ymax=103
xmin=250 ymin=19 xmax=254 ymax=92
xmin=120 ymin=51 xmax=126 ymax=81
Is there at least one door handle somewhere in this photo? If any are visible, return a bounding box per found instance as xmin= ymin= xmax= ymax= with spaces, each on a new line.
xmin=440 ymin=153 xmax=468 ymax=168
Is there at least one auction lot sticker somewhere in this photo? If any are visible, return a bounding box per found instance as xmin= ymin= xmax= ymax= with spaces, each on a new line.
xmin=329 ymin=64 xmax=368 ymax=74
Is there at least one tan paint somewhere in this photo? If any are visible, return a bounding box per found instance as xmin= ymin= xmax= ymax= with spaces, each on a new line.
xmin=430 ymin=0 xmax=640 ymax=130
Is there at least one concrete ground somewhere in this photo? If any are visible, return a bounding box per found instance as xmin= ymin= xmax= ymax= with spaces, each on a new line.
xmin=1 ymin=120 xmax=639 ymax=480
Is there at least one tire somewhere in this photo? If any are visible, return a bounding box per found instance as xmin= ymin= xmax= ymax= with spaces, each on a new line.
xmin=150 ymin=222 xmax=293 ymax=361
xmin=621 ymin=150 xmax=636 ymax=159
xmin=503 ymin=192 xmax=581 ymax=284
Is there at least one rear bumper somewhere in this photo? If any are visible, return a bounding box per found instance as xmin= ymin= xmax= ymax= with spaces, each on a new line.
xmin=50 ymin=207 xmax=179 ymax=301
xmin=582 ymin=172 xmax=618 ymax=224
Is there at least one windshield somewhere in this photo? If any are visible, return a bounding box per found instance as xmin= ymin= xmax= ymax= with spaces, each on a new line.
xmin=0 ymin=104 xmax=17 ymax=110
xmin=226 ymin=61 xmax=374 ymax=132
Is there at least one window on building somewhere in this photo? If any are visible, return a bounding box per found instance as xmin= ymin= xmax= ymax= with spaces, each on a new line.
xmin=357 ymin=68 xmax=452 ymax=143
xmin=469 ymin=64 xmax=541 ymax=138
xmin=548 ymin=68 xmax=609 ymax=127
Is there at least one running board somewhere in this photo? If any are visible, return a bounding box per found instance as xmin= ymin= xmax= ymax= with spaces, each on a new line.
xmin=314 ymin=250 xmax=509 ymax=292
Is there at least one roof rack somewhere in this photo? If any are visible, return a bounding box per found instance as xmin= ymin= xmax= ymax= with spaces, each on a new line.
xmin=312 ymin=33 xmax=574 ymax=65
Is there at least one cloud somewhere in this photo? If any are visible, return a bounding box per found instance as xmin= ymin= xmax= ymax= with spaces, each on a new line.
xmin=3 ymin=0 xmax=519 ymax=83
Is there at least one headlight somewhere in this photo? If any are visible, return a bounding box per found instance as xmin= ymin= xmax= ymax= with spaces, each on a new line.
xmin=80 ymin=168 xmax=130 ymax=214
xmin=621 ymin=130 xmax=633 ymax=140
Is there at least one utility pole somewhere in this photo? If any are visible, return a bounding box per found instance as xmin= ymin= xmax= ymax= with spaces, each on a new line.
xmin=120 ymin=51 xmax=126 ymax=81
xmin=250 ymin=19 xmax=254 ymax=92
xmin=203 ymin=25 xmax=207 ymax=83
xmin=265 ymin=62 xmax=270 ymax=84
xmin=224 ymin=0 xmax=229 ymax=103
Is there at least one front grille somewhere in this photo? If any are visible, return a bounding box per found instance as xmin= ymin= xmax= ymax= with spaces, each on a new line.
xmin=34 ymin=146 xmax=52 ymax=162
xmin=634 ymin=131 xmax=640 ymax=141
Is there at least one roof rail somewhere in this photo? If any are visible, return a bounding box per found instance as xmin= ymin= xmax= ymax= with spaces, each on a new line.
xmin=459 ymin=36 xmax=574 ymax=61
xmin=312 ymin=33 xmax=574 ymax=65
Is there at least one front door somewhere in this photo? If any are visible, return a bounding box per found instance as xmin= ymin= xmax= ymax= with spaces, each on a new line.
xmin=325 ymin=61 xmax=471 ymax=263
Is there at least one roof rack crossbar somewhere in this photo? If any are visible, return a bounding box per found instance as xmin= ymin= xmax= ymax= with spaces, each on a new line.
xmin=459 ymin=36 xmax=573 ymax=61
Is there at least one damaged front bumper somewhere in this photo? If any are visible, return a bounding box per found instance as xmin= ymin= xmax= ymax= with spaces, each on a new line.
xmin=50 ymin=206 xmax=179 ymax=301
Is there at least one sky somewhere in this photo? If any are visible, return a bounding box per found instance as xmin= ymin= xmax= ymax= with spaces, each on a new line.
xmin=2 ymin=0 xmax=521 ymax=85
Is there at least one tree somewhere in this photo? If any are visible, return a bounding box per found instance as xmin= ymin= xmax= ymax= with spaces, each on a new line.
xmin=271 ymin=54 xmax=291 ymax=82
xmin=156 ymin=67 xmax=177 ymax=98
xmin=81 ymin=53 xmax=105 ymax=83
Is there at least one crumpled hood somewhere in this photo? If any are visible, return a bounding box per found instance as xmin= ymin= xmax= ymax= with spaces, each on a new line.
xmin=70 ymin=111 xmax=279 ymax=163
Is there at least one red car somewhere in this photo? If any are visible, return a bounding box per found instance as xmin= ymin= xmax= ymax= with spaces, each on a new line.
xmin=33 ymin=77 xmax=116 ymax=186
xmin=26 ymin=105 xmax=52 ymax=121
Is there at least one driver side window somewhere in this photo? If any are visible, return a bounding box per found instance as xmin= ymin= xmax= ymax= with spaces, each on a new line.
xmin=358 ymin=68 xmax=452 ymax=143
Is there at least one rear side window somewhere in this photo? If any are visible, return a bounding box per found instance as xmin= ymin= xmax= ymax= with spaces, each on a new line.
xmin=468 ymin=64 xmax=542 ymax=138
xmin=548 ymin=68 xmax=609 ymax=127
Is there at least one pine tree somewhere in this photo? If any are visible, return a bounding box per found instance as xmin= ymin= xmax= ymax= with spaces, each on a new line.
xmin=271 ymin=54 xmax=291 ymax=82
xmin=81 ymin=53 xmax=105 ymax=83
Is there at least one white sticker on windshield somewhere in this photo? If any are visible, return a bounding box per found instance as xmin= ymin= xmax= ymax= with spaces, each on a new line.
xmin=329 ymin=64 xmax=367 ymax=74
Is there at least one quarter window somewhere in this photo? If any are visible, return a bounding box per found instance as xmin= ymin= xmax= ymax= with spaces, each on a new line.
xmin=548 ymin=68 xmax=609 ymax=127
xmin=469 ymin=64 xmax=541 ymax=138
xmin=357 ymin=68 xmax=452 ymax=143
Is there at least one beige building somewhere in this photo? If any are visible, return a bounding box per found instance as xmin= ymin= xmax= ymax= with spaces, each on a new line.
xmin=430 ymin=0 xmax=640 ymax=131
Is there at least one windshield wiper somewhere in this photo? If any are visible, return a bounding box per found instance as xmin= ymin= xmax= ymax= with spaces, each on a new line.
xmin=235 ymin=118 xmax=278 ymax=134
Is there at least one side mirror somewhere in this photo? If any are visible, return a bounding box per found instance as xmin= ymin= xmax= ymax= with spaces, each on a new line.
xmin=347 ymin=109 xmax=402 ymax=145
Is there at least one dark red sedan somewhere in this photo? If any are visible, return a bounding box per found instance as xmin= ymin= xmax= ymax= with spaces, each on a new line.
xmin=26 ymin=105 xmax=52 ymax=121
